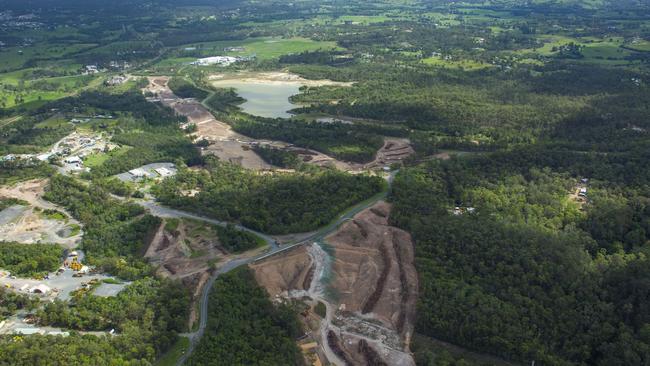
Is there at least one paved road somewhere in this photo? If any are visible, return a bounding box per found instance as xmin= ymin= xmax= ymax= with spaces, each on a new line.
xmin=138 ymin=201 xmax=279 ymax=250
xmin=155 ymin=172 xmax=397 ymax=365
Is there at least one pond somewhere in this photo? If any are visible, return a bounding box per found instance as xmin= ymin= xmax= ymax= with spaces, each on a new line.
xmin=212 ymin=80 xmax=302 ymax=119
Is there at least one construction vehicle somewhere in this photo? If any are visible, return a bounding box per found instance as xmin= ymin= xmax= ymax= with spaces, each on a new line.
xmin=69 ymin=257 xmax=82 ymax=271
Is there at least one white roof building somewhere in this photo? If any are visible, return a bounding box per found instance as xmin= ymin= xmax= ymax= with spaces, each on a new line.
xmin=191 ymin=56 xmax=239 ymax=66
xmin=64 ymin=156 xmax=82 ymax=164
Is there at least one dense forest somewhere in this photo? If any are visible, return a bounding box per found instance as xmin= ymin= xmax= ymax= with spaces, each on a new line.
xmin=168 ymin=77 xmax=210 ymax=100
xmin=153 ymin=157 xmax=385 ymax=234
xmin=0 ymin=287 xmax=38 ymax=321
xmin=38 ymin=278 xmax=189 ymax=356
xmin=213 ymin=223 xmax=264 ymax=253
xmin=252 ymin=145 xmax=302 ymax=169
xmin=0 ymin=333 xmax=156 ymax=365
xmin=0 ymin=242 xmax=63 ymax=278
xmin=390 ymin=144 xmax=650 ymax=365
xmin=188 ymin=268 xmax=303 ymax=366
xmin=0 ymin=159 xmax=54 ymax=186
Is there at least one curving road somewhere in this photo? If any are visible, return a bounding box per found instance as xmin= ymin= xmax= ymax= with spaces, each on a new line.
xmin=150 ymin=172 xmax=397 ymax=366
xmin=138 ymin=200 xmax=279 ymax=250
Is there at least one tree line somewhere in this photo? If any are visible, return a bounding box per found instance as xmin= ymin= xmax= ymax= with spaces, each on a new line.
xmin=153 ymin=156 xmax=385 ymax=234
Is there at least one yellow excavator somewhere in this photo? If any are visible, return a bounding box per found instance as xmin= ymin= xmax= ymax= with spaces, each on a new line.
xmin=69 ymin=257 xmax=82 ymax=271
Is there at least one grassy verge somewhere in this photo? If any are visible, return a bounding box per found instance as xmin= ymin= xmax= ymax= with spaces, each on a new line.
xmin=155 ymin=336 xmax=190 ymax=366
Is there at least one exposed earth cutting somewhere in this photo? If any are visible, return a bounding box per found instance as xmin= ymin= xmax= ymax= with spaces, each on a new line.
xmin=250 ymin=201 xmax=418 ymax=366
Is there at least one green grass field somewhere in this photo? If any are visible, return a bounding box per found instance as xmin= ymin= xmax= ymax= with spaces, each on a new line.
xmin=0 ymin=43 xmax=96 ymax=72
xmin=84 ymin=146 xmax=132 ymax=168
xmin=513 ymin=35 xmax=638 ymax=64
xmin=35 ymin=116 xmax=70 ymax=129
xmin=178 ymin=37 xmax=340 ymax=61
xmin=581 ymin=41 xmax=632 ymax=59
xmin=422 ymin=56 xmax=491 ymax=70
xmin=0 ymin=70 xmax=100 ymax=108
xmin=626 ymin=40 xmax=650 ymax=52
xmin=0 ymin=90 xmax=68 ymax=108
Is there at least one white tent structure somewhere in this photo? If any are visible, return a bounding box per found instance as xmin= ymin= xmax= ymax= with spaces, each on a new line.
xmin=30 ymin=284 xmax=51 ymax=294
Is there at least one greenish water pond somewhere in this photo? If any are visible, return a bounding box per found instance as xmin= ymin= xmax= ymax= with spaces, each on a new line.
xmin=213 ymin=80 xmax=301 ymax=118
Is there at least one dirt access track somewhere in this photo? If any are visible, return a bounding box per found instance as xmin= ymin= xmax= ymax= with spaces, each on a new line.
xmin=145 ymin=76 xmax=362 ymax=171
xmin=145 ymin=76 xmax=415 ymax=173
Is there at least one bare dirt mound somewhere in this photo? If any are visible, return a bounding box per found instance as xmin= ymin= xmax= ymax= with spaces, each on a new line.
xmin=250 ymin=245 xmax=313 ymax=298
xmin=365 ymin=138 xmax=415 ymax=169
xmin=326 ymin=202 xmax=418 ymax=334
xmin=325 ymin=201 xmax=418 ymax=364
xmin=287 ymin=146 xmax=362 ymax=171
xmin=248 ymin=202 xmax=417 ymax=366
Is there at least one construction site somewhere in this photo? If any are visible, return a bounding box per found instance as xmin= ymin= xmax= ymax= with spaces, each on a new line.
xmin=144 ymin=76 xmax=274 ymax=170
xmin=0 ymin=179 xmax=82 ymax=249
xmin=142 ymin=76 xmax=416 ymax=174
xmin=0 ymin=179 xmax=125 ymax=336
xmin=250 ymin=201 xmax=418 ymax=366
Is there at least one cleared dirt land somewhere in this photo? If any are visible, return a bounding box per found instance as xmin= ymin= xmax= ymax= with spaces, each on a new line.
xmin=0 ymin=179 xmax=82 ymax=248
xmin=251 ymin=201 xmax=418 ymax=366
xmin=209 ymin=71 xmax=353 ymax=87
xmin=364 ymin=138 xmax=415 ymax=169
xmin=326 ymin=201 xmax=418 ymax=334
xmin=144 ymin=75 xmax=411 ymax=173
xmin=324 ymin=201 xmax=418 ymax=365
xmin=250 ymin=245 xmax=313 ymax=298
